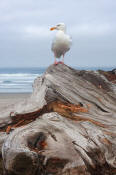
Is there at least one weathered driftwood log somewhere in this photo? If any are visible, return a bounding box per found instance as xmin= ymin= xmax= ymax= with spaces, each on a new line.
xmin=0 ymin=64 xmax=116 ymax=175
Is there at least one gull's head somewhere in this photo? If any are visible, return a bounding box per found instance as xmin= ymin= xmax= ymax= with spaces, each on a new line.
xmin=50 ymin=23 xmax=66 ymax=32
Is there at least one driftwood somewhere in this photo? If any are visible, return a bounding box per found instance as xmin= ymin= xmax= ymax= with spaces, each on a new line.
xmin=0 ymin=64 xmax=116 ymax=175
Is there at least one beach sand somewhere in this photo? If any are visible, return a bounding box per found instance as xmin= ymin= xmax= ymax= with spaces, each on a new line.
xmin=0 ymin=93 xmax=31 ymax=110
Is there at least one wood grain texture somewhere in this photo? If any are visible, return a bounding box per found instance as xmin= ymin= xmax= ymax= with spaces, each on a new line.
xmin=0 ymin=64 xmax=116 ymax=175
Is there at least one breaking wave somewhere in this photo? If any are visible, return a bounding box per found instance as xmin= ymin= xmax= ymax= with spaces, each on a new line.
xmin=0 ymin=68 xmax=45 ymax=93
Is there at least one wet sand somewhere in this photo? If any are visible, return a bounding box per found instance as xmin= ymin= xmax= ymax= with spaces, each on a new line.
xmin=0 ymin=93 xmax=31 ymax=110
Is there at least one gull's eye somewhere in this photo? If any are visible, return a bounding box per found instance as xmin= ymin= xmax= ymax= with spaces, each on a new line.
xmin=57 ymin=24 xmax=60 ymax=27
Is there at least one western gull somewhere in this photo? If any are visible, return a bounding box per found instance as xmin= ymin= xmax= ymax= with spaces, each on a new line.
xmin=50 ymin=23 xmax=72 ymax=64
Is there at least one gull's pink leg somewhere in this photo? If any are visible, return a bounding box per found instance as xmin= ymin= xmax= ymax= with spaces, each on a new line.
xmin=62 ymin=54 xmax=64 ymax=63
xmin=59 ymin=54 xmax=64 ymax=64
xmin=54 ymin=57 xmax=58 ymax=65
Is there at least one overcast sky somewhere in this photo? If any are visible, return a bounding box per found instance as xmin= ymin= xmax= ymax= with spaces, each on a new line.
xmin=0 ymin=0 xmax=116 ymax=67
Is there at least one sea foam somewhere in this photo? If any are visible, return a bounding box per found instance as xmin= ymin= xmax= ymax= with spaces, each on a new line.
xmin=0 ymin=68 xmax=45 ymax=93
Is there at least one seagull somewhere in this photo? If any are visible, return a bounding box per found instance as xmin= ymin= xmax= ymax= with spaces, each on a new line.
xmin=50 ymin=23 xmax=72 ymax=64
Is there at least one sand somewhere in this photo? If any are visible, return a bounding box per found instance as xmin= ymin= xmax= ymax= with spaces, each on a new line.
xmin=0 ymin=93 xmax=31 ymax=110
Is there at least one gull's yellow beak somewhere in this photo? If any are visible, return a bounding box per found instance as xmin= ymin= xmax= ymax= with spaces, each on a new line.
xmin=50 ymin=26 xmax=56 ymax=31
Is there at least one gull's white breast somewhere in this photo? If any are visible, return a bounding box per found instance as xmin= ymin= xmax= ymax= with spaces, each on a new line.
xmin=52 ymin=31 xmax=72 ymax=58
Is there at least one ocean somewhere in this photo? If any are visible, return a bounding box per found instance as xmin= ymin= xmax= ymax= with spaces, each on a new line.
xmin=0 ymin=67 xmax=45 ymax=93
xmin=0 ymin=67 xmax=115 ymax=93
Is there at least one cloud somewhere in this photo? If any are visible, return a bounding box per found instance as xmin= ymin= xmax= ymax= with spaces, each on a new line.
xmin=70 ymin=23 xmax=116 ymax=37
xmin=0 ymin=0 xmax=116 ymax=67
xmin=23 ymin=26 xmax=51 ymax=38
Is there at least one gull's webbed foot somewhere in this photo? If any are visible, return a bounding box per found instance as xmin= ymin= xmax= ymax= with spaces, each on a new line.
xmin=54 ymin=60 xmax=59 ymax=65
xmin=59 ymin=61 xmax=64 ymax=64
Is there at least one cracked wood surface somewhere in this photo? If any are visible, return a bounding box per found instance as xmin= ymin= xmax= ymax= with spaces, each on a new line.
xmin=0 ymin=64 xmax=116 ymax=175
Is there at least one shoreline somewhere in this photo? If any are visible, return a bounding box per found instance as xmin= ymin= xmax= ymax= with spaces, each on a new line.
xmin=0 ymin=92 xmax=31 ymax=95
xmin=0 ymin=92 xmax=31 ymax=110
xmin=0 ymin=92 xmax=31 ymax=99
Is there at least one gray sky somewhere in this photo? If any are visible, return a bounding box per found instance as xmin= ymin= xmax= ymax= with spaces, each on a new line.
xmin=0 ymin=0 xmax=116 ymax=67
